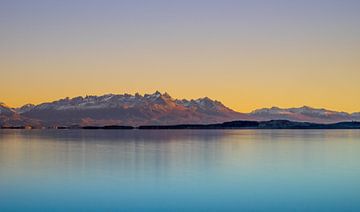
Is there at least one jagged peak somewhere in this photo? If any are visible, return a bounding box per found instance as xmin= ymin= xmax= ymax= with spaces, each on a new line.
xmin=0 ymin=102 xmax=9 ymax=107
xmin=22 ymin=103 xmax=35 ymax=107
xmin=0 ymin=102 xmax=15 ymax=114
xmin=27 ymin=92 xmax=224 ymax=108
xmin=0 ymin=102 xmax=15 ymax=111
xmin=162 ymin=92 xmax=172 ymax=99
xmin=144 ymin=91 xmax=161 ymax=98
xmin=143 ymin=91 xmax=173 ymax=102
xmin=16 ymin=104 xmax=36 ymax=114
xmin=135 ymin=92 xmax=142 ymax=98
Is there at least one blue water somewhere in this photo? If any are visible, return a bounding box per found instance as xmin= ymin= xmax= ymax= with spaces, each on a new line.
xmin=0 ymin=130 xmax=360 ymax=211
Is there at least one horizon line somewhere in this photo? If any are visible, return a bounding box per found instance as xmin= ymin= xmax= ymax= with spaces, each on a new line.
xmin=2 ymin=91 xmax=359 ymax=114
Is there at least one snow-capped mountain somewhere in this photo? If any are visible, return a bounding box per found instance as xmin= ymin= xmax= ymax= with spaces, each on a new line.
xmin=1 ymin=93 xmax=360 ymax=127
xmin=0 ymin=102 xmax=15 ymax=115
xmin=19 ymin=91 xmax=246 ymax=126
xmin=249 ymin=106 xmax=358 ymax=123
xmin=15 ymin=104 xmax=35 ymax=114
xmin=0 ymin=102 xmax=39 ymax=127
xmin=352 ymin=112 xmax=360 ymax=119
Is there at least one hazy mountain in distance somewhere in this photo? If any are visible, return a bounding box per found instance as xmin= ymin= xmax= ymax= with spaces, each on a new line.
xmin=249 ymin=106 xmax=358 ymax=123
xmin=352 ymin=112 xmax=360 ymax=119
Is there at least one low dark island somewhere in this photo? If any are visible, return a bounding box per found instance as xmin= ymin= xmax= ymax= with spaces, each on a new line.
xmin=2 ymin=120 xmax=360 ymax=130
xmin=138 ymin=120 xmax=360 ymax=129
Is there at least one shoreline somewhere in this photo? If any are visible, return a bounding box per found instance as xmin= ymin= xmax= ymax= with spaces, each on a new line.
xmin=2 ymin=120 xmax=360 ymax=130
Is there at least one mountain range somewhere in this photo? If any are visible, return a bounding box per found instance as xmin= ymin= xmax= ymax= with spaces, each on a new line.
xmin=1 ymin=91 xmax=359 ymax=127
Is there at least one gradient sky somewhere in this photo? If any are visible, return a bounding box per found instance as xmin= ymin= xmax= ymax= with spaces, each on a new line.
xmin=1 ymin=0 xmax=359 ymax=112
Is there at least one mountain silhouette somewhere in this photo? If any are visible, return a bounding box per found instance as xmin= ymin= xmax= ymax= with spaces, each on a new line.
xmin=1 ymin=92 xmax=359 ymax=127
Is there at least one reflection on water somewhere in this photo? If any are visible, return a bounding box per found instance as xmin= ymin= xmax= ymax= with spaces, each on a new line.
xmin=0 ymin=130 xmax=360 ymax=211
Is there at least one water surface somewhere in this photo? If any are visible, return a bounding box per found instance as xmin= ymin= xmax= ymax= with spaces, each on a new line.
xmin=0 ymin=130 xmax=359 ymax=211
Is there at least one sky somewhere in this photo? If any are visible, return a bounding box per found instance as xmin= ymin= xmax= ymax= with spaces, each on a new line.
xmin=1 ymin=0 xmax=359 ymax=112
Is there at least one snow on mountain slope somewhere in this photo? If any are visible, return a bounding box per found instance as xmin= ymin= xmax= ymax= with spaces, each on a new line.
xmin=16 ymin=104 xmax=35 ymax=114
xmin=2 ymin=94 xmax=359 ymax=127
xmin=0 ymin=102 xmax=15 ymax=115
xmin=20 ymin=91 xmax=246 ymax=126
xmin=352 ymin=112 xmax=360 ymax=119
xmin=250 ymin=106 xmax=357 ymax=123
xmin=0 ymin=102 xmax=40 ymax=127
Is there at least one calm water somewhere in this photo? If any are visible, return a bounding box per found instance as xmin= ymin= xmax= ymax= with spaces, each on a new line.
xmin=0 ymin=129 xmax=360 ymax=212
